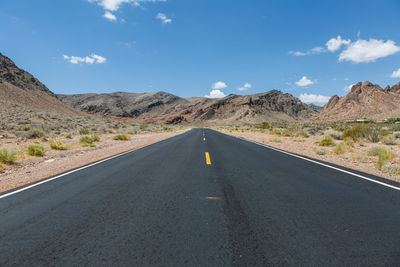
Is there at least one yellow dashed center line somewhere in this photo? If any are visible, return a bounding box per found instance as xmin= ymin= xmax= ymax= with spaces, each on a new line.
xmin=205 ymin=152 xmax=211 ymax=165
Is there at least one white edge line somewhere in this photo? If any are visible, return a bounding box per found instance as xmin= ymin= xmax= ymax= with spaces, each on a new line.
xmin=228 ymin=134 xmax=400 ymax=191
xmin=0 ymin=131 xmax=188 ymax=200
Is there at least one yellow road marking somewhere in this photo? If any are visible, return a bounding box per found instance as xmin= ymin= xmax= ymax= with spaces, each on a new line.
xmin=206 ymin=196 xmax=219 ymax=200
xmin=205 ymin=152 xmax=211 ymax=165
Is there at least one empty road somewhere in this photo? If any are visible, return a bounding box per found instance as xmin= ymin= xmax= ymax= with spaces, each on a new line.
xmin=1 ymin=128 xmax=400 ymax=266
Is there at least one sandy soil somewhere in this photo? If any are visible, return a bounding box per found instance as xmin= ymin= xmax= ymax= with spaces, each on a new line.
xmin=0 ymin=130 xmax=188 ymax=193
xmin=219 ymin=129 xmax=400 ymax=183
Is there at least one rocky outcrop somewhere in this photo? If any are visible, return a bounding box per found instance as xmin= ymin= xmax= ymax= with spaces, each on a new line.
xmin=317 ymin=81 xmax=400 ymax=121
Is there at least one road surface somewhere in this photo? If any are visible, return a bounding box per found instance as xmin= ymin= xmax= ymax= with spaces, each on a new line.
xmin=1 ymin=128 xmax=400 ymax=266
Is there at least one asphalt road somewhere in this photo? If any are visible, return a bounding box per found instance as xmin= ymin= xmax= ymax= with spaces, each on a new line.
xmin=1 ymin=128 xmax=400 ymax=266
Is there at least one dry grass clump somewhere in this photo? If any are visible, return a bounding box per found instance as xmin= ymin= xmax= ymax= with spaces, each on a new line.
xmin=49 ymin=140 xmax=68 ymax=150
xmin=368 ymin=147 xmax=396 ymax=170
xmin=383 ymin=136 xmax=397 ymax=145
xmin=382 ymin=166 xmax=400 ymax=175
xmin=79 ymin=128 xmax=90 ymax=135
xmin=333 ymin=142 xmax=353 ymax=155
xmin=0 ymin=148 xmax=17 ymax=164
xmin=113 ymin=134 xmax=131 ymax=141
xmin=0 ymin=163 xmax=5 ymax=171
xmin=27 ymin=145 xmax=45 ymax=157
xmin=316 ymin=150 xmax=327 ymax=155
xmin=270 ymin=128 xmax=282 ymax=136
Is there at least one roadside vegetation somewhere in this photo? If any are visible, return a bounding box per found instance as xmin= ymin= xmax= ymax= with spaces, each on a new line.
xmin=0 ymin=103 xmax=186 ymax=173
xmin=216 ymin=119 xmax=400 ymax=181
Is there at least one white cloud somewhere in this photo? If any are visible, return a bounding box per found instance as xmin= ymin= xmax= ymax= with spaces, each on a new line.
xmin=63 ymin=54 xmax=107 ymax=64
xmin=212 ymin=81 xmax=227 ymax=90
xmin=87 ymin=0 xmax=167 ymax=20
xmin=156 ymin=13 xmax=172 ymax=24
xmin=326 ymin=36 xmax=351 ymax=52
xmin=238 ymin=83 xmax=252 ymax=91
xmin=88 ymin=0 xmax=166 ymax=11
xmin=289 ymin=51 xmax=307 ymax=56
xmin=295 ymin=76 xmax=314 ymax=87
xmin=339 ymin=39 xmax=400 ymax=63
xmin=391 ymin=68 xmax=400 ymax=78
xmin=103 ymin=11 xmax=117 ymax=21
xmin=205 ymin=89 xmax=226 ymax=98
xmin=299 ymin=93 xmax=330 ymax=104
xmin=289 ymin=46 xmax=325 ymax=56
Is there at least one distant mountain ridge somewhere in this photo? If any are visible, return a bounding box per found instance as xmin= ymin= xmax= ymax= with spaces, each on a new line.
xmin=0 ymin=52 xmax=79 ymax=114
xmin=317 ymin=81 xmax=400 ymax=121
xmin=58 ymin=90 xmax=321 ymax=124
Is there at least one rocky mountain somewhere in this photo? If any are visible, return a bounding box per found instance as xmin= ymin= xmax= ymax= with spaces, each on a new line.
xmin=317 ymin=81 xmax=400 ymax=121
xmin=0 ymin=52 xmax=79 ymax=114
xmin=59 ymin=90 xmax=321 ymax=124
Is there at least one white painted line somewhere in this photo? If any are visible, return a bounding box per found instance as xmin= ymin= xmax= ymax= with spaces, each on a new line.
xmin=231 ymin=135 xmax=400 ymax=191
xmin=0 ymin=131 xmax=189 ymax=200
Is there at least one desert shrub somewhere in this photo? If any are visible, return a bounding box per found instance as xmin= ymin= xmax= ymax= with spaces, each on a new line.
xmin=0 ymin=163 xmax=5 ymax=171
xmin=270 ymin=128 xmax=282 ymax=136
xmin=79 ymin=128 xmax=89 ymax=135
xmin=140 ymin=124 xmax=148 ymax=131
xmin=342 ymin=125 xmax=368 ymax=141
xmin=343 ymin=137 xmax=354 ymax=147
xmin=80 ymin=136 xmax=95 ymax=147
xmin=383 ymin=136 xmax=397 ymax=145
xmin=270 ymin=138 xmax=282 ymax=143
xmin=316 ymin=150 xmax=327 ymax=155
xmin=367 ymin=128 xmax=381 ymax=143
xmin=256 ymin=122 xmax=270 ymax=130
xmin=27 ymin=145 xmax=45 ymax=157
xmin=65 ymin=133 xmax=73 ymax=139
xmin=49 ymin=141 xmax=68 ymax=150
xmin=333 ymin=142 xmax=353 ymax=155
xmin=376 ymin=150 xmax=395 ymax=170
xmin=26 ymin=128 xmax=46 ymax=139
xmin=382 ymin=165 xmax=400 ymax=175
xmin=113 ymin=134 xmax=131 ymax=141
xmin=0 ymin=148 xmax=17 ymax=164
xmin=128 ymin=130 xmax=137 ymax=135
xmin=394 ymin=132 xmax=400 ymax=139
xmin=297 ymin=129 xmax=309 ymax=138
xmin=330 ymin=132 xmax=342 ymax=140
xmin=319 ymin=136 xmax=335 ymax=147
xmin=368 ymin=146 xmax=387 ymax=157
xmin=91 ymin=134 xmax=101 ymax=142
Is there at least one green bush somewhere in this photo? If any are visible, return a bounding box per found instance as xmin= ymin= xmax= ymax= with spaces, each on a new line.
xmin=27 ymin=145 xmax=45 ymax=157
xmin=316 ymin=150 xmax=327 ymax=155
xmin=270 ymin=128 xmax=282 ymax=136
xmin=49 ymin=141 xmax=68 ymax=150
xmin=0 ymin=148 xmax=17 ymax=164
xmin=382 ymin=165 xmax=400 ymax=175
xmin=139 ymin=124 xmax=148 ymax=131
xmin=113 ymin=134 xmax=131 ymax=141
xmin=319 ymin=136 xmax=335 ymax=147
xmin=256 ymin=122 xmax=270 ymax=130
xmin=342 ymin=125 xmax=368 ymax=141
xmin=80 ymin=136 xmax=95 ymax=147
xmin=377 ymin=150 xmax=395 ymax=170
xmin=79 ymin=128 xmax=89 ymax=135
xmin=297 ymin=130 xmax=309 ymax=138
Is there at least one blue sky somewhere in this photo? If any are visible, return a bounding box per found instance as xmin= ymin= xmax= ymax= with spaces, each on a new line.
xmin=1 ymin=0 xmax=400 ymax=104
